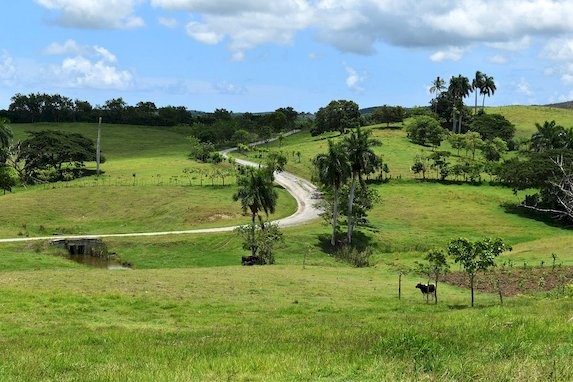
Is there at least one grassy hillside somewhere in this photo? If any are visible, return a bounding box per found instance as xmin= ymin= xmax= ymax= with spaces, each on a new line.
xmin=1 ymin=108 xmax=573 ymax=380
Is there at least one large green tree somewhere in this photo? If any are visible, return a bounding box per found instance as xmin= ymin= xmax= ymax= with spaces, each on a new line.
xmin=233 ymin=166 xmax=278 ymax=257
xmin=14 ymin=130 xmax=100 ymax=183
xmin=480 ymin=75 xmax=496 ymax=110
xmin=313 ymin=140 xmax=351 ymax=246
xmin=344 ymin=127 xmax=380 ymax=243
xmin=312 ymin=100 xmax=361 ymax=136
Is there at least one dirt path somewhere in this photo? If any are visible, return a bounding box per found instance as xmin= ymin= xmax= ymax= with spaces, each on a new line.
xmin=0 ymin=132 xmax=321 ymax=244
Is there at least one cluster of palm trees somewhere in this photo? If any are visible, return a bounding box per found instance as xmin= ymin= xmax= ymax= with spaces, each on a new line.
xmin=429 ymin=71 xmax=496 ymax=133
xmin=313 ymin=127 xmax=380 ymax=246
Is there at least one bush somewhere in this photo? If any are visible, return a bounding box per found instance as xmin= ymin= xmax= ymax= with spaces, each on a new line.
xmin=335 ymin=245 xmax=371 ymax=267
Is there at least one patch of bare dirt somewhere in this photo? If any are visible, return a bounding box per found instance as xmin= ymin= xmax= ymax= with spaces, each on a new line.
xmin=443 ymin=266 xmax=573 ymax=297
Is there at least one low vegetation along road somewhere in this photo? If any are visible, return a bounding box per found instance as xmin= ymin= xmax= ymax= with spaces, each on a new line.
xmin=0 ymin=133 xmax=321 ymax=244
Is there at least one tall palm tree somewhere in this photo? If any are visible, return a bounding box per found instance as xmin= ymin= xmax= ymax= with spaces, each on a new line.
xmin=233 ymin=166 xmax=278 ymax=257
xmin=480 ymin=75 xmax=497 ymax=110
xmin=344 ymin=127 xmax=380 ymax=243
xmin=313 ymin=140 xmax=351 ymax=246
xmin=448 ymin=75 xmax=471 ymax=134
xmin=429 ymin=76 xmax=446 ymax=113
xmin=472 ymin=71 xmax=485 ymax=115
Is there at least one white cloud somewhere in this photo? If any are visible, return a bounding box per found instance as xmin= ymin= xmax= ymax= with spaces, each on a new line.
xmin=35 ymin=0 xmax=144 ymax=29
xmin=430 ymin=46 xmax=465 ymax=62
xmin=345 ymin=65 xmax=366 ymax=92
xmin=44 ymin=40 xmax=132 ymax=89
xmin=56 ymin=56 xmax=132 ymax=89
xmin=185 ymin=21 xmax=224 ymax=45
xmin=489 ymin=55 xmax=508 ymax=64
xmin=486 ymin=36 xmax=532 ymax=51
xmin=158 ymin=17 xmax=178 ymax=28
xmin=0 ymin=51 xmax=16 ymax=82
xmin=515 ymin=78 xmax=533 ymax=97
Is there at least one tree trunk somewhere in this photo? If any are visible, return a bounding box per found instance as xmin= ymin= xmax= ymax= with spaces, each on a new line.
xmin=250 ymin=211 xmax=257 ymax=257
xmin=434 ymin=278 xmax=438 ymax=304
xmin=470 ymin=275 xmax=475 ymax=307
xmin=347 ymin=172 xmax=358 ymax=244
xmin=331 ymin=186 xmax=339 ymax=246
xmin=474 ymin=91 xmax=478 ymax=115
xmin=458 ymin=112 xmax=463 ymax=134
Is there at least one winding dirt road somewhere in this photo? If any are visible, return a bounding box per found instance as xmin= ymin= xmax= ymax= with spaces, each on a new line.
xmin=0 ymin=133 xmax=321 ymax=244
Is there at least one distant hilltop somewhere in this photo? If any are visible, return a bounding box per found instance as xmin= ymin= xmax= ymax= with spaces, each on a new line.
xmin=545 ymin=101 xmax=573 ymax=110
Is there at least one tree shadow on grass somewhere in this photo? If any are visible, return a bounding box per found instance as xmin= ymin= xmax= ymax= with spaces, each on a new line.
xmin=501 ymin=202 xmax=573 ymax=231
xmin=315 ymin=230 xmax=377 ymax=254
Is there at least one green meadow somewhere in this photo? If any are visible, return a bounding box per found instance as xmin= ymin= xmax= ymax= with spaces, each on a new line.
xmin=1 ymin=109 xmax=573 ymax=381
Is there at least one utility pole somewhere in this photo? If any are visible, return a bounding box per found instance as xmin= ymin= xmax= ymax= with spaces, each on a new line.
xmin=96 ymin=117 xmax=102 ymax=177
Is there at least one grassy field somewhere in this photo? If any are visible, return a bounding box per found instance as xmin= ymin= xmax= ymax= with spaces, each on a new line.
xmin=1 ymin=109 xmax=573 ymax=380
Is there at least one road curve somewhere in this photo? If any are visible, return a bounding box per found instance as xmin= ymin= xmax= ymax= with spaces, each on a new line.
xmin=0 ymin=132 xmax=321 ymax=244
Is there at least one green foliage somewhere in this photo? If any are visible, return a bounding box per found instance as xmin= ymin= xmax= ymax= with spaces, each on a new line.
xmin=448 ymin=237 xmax=511 ymax=306
xmin=0 ymin=166 xmax=17 ymax=194
xmin=468 ymin=113 xmax=515 ymax=143
xmin=371 ymin=105 xmax=405 ymax=127
xmin=406 ymin=115 xmax=448 ymax=147
xmin=334 ymin=244 xmax=372 ymax=267
xmin=14 ymin=130 xmax=99 ymax=184
xmin=266 ymin=151 xmax=288 ymax=172
xmin=234 ymin=222 xmax=283 ymax=264
xmin=312 ymin=99 xmax=361 ymax=136
xmin=187 ymin=135 xmax=217 ymax=163
xmin=531 ymin=120 xmax=573 ymax=152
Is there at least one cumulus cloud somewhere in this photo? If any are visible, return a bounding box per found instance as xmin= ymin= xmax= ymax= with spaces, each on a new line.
xmin=541 ymin=37 xmax=573 ymax=87
xmin=35 ymin=0 xmax=144 ymax=29
xmin=45 ymin=40 xmax=132 ymax=89
xmin=515 ymin=78 xmax=534 ymax=97
xmin=345 ymin=65 xmax=366 ymax=92
xmin=148 ymin=0 xmax=573 ymax=59
xmin=430 ymin=46 xmax=465 ymax=62
xmin=0 ymin=51 xmax=16 ymax=82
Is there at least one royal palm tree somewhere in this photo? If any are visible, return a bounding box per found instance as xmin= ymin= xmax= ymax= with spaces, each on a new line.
xmin=344 ymin=127 xmax=380 ymax=243
xmin=472 ymin=71 xmax=485 ymax=115
xmin=429 ymin=76 xmax=446 ymax=113
xmin=448 ymin=75 xmax=471 ymax=133
xmin=313 ymin=140 xmax=351 ymax=246
xmin=480 ymin=75 xmax=497 ymax=110
xmin=233 ymin=166 xmax=278 ymax=257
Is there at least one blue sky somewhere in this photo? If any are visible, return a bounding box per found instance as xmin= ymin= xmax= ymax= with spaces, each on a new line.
xmin=2 ymin=1 xmax=573 ymax=113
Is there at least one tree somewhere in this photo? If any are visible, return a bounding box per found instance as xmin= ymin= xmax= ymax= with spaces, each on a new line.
xmin=15 ymin=130 xmax=99 ymax=183
xmin=313 ymin=140 xmax=351 ymax=246
xmin=344 ymin=127 xmax=380 ymax=243
xmin=0 ymin=118 xmax=13 ymax=165
xmin=468 ymin=113 xmax=515 ymax=144
xmin=417 ymin=249 xmax=450 ymax=304
xmin=429 ymin=76 xmax=446 ymax=113
xmin=481 ymin=137 xmax=508 ymax=162
xmin=371 ymin=105 xmax=405 ymax=127
xmin=312 ymin=100 xmax=361 ymax=136
xmin=266 ymin=151 xmax=288 ymax=172
xmin=233 ymin=166 xmax=278 ymax=258
xmin=530 ymin=120 xmax=572 ymax=152
xmin=472 ymin=71 xmax=485 ymax=115
xmin=448 ymin=238 xmax=510 ymax=307
xmin=406 ymin=115 xmax=448 ymax=147
xmin=187 ymin=136 xmax=216 ymax=163
xmin=463 ymin=132 xmax=484 ymax=160
xmin=480 ymin=75 xmax=496 ymax=110
xmin=448 ymin=75 xmax=472 ymax=133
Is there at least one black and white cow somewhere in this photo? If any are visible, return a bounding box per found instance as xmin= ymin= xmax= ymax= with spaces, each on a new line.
xmin=415 ymin=283 xmax=436 ymax=296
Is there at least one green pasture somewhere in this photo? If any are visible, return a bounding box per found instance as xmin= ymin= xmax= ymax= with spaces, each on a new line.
xmin=490 ymin=105 xmax=573 ymax=138
xmin=1 ymin=108 xmax=573 ymax=380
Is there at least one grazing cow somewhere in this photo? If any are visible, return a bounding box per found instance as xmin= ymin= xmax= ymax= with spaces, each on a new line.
xmin=415 ymin=283 xmax=436 ymax=297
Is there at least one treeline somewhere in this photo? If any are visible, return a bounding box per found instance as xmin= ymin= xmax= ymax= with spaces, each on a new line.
xmin=0 ymin=93 xmax=305 ymax=136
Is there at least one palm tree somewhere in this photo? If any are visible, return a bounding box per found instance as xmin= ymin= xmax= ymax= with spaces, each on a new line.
xmin=472 ymin=71 xmax=485 ymax=115
xmin=448 ymin=75 xmax=471 ymax=134
xmin=344 ymin=127 xmax=380 ymax=243
xmin=233 ymin=166 xmax=278 ymax=257
xmin=429 ymin=76 xmax=446 ymax=113
xmin=480 ymin=75 xmax=496 ymax=110
xmin=313 ymin=140 xmax=351 ymax=246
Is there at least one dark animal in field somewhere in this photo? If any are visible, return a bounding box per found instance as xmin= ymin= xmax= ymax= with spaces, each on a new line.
xmin=415 ymin=283 xmax=436 ymax=296
xmin=241 ymin=255 xmax=262 ymax=266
